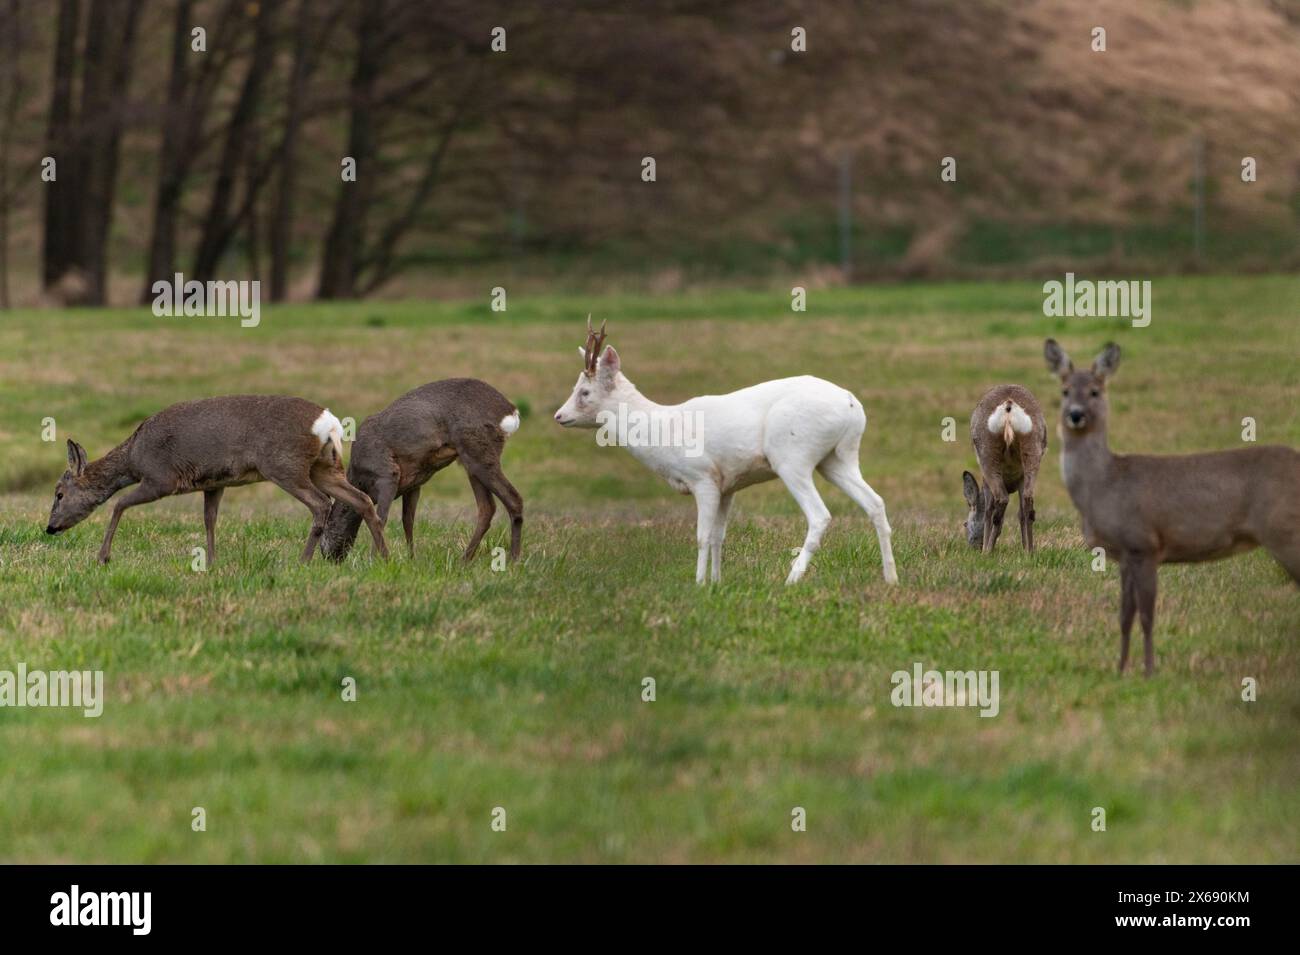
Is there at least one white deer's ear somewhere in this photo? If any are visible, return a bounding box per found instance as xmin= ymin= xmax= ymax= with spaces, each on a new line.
xmin=66 ymin=439 xmax=88 ymax=476
xmin=597 ymin=345 xmax=620 ymax=385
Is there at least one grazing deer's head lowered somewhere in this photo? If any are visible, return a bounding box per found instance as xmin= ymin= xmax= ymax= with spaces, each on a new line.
xmin=44 ymin=396 xmax=389 ymax=566
xmin=960 ymin=385 xmax=1047 ymax=553
xmin=1043 ymin=338 xmax=1300 ymax=676
xmin=960 ymin=470 xmax=985 ymax=548
xmin=319 ymin=378 xmax=524 ymax=564
xmin=47 ymin=440 xmax=118 ymax=534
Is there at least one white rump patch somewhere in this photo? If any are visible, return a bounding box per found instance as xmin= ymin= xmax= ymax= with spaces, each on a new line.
xmin=987 ymin=401 xmax=1033 ymax=444
xmin=312 ymin=409 xmax=345 ymax=460
xmin=500 ymin=411 xmax=521 ymax=435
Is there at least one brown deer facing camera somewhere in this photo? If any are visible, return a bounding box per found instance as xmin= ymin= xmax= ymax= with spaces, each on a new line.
xmin=1044 ymin=339 xmax=1300 ymax=675
xmin=962 ymin=385 xmax=1047 ymax=552
xmin=319 ymin=379 xmax=523 ymax=562
xmin=46 ymin=396 xmax=390 ymax=565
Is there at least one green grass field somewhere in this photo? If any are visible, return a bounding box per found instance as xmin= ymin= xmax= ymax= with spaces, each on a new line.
xmin=0 ymin=275 xmax=1297 ymax=862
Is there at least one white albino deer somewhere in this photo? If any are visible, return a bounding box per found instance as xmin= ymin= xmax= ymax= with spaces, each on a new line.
xmin=554 ymin=319 xmax=898 ymax=585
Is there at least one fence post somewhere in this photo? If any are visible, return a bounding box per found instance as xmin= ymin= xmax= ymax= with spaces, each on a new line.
xmin=838 ymin=151 xmax=852 ymax=281
xmin=1192 ymin=134 xmax=1205 ymax=264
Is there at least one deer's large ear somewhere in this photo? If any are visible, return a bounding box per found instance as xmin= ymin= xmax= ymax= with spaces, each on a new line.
xmin=596 ymin=345 xmax=620 ymax=385
xmin=962 ymin=470 xmax=982 ymax=511
xmin=1044 ymin=339 xmax=1073 ymax=379
xmin=1092 ymin=342 xmax=1120 ymax=380
xmin=66 ymin=439 xmax=88 ymax=477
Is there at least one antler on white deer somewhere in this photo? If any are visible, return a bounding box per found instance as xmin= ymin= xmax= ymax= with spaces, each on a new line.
xmin=583 ymin=314 xmax=607 ymax=376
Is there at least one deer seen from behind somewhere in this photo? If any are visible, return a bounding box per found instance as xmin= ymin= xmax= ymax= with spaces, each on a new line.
xmin=1044 ymin=339 xmax=1300 ymax=676
xmin=319 ymin=379 xmax=524 ymax=563
xmin=961 ymin=385 xmax=1048 ymax=553
xmin=45 ymin=396 xmax=390 ymax=565
xmin=553 ymin=318 xmax=898 ymax=586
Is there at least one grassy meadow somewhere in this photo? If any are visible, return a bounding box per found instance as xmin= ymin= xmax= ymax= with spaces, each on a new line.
xmin=0 ymin=275 xmax=1297 ymax=863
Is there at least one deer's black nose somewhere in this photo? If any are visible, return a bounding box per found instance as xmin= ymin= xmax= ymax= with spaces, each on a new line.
xmin=45 ymin=524 xmax=55 ymax=535
xmin=1067 ymin=409 xmax=1085 ymax=425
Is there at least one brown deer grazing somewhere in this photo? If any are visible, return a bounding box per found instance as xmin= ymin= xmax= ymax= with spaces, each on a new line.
xmin=319 ymin=379 xmax=523 ymax=562
xmin=961 ymin=384 xmax=1048 ymax=552
xmin=45 ymin=396 xmax=390 ymax=565
xmin=1044 ymin=339 xmax=1300 ymax=676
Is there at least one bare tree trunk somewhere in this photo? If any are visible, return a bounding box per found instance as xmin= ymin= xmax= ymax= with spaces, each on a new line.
xmin=317 ymin=0 xmax=384 ymax=300
xmin=192 ymin=3 xmax=274 ymax=283
xmin=0 ymin=0 xmax=22 ymax=308
xmin=269 ymin=0 xmax=317 ymax=302
xmin=140 ymin=0 xmax=241 ymax=302
xmin=69 ymin=0 xmax=145 ymax=305
xmin=141 ymin=0 xmax=194 ymax=302
xmin=359 ymin=73 xmax=479 ymax=296
xmin=41 ymin=0 xmax=80 ymax=292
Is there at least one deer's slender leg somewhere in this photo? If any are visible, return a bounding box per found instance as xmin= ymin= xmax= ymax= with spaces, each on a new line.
xmin=817 ymin=454 xmax=897 ymax=584
xmin=469 ymin=464 xmax=523 ymax=561
xmin=402 ymin=485 xmax=423 ymax=558
xmin=461 ymin=476 xmax=494 ymax=561
xmin=1118 ymin=559 xmax=1136 ymax=673
xmin=273 ymin=479 xmax=335 ymax=562
xmin=203 ymin=488 xmax=224 ymax=567
xmin=710 ymin=492 xmax=734 ymax=583
xmin=1020 ymin=469 xmax=1039 ymax=553
xmin=776 ymin=466 xmax=831 ymax=585
xmin=692 ymin=482 xmax=721 ymax=585
xmin=368 ymin=475 xmax=397 ymax=526
xmin=981 ymin=473 xmax=1009 ymax=553
xmin=1022 ymin=494 xmax=1036 ymax=553
xmin=1132 ymin=556 xmax=1159 ymax=677
xmin=97 ymin=482 xmax=167 ymax=564
xmin=312 ymin=468 xmax=390 ymax=559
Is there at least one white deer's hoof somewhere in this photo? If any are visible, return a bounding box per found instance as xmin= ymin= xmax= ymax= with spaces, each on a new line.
xmin=884 ymin=567 xmax=899 ymax=585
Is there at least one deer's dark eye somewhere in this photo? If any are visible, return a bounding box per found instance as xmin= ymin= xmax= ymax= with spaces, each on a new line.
xmin=1090 ymin=388 xmax=1100 ymax=398
xmin=1061 ymin=388 xmax=1069 ymax=397
xmin=580 ymin=389 xmax=590 ymax=398
xmin=56 ymin=491 xmax=63 ymax=500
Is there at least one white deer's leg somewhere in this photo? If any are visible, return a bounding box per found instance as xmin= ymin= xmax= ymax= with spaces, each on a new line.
xmin=693 ymin=483 xmax=721 ymax=585
xmin=819 ymin=455 xmax=899 ymax=584
xmin=710 ymin=492 xmax=734 ymax=583
xmin=776 ymin=466 xmax=831 ymax=584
